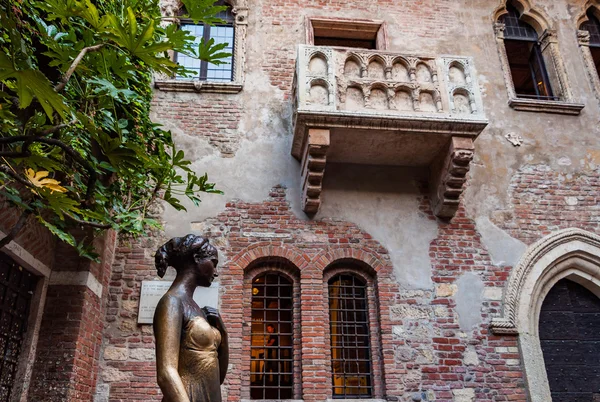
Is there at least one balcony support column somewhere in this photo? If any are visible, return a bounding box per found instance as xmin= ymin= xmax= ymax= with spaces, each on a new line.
xmin=301 ymin=129 xmax=330 ymax=215
xmin=430 ymin=136 xmax=475 ymax=219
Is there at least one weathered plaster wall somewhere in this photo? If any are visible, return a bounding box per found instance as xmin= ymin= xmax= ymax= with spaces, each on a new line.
xmin=97 ymin=0 xmax=600 ymax=401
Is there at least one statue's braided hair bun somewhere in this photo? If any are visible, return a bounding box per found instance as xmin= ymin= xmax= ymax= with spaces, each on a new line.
xmin=154 ymin=235 xmax=212 ymax=278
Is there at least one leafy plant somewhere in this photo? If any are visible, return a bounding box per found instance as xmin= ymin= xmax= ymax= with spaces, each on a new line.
xmin=0 ymin=0 xmax=229 ymax=259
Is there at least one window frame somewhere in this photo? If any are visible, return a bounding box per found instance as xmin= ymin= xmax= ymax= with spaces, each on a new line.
xmin=327 ymin=273 xmax=374 ymax=399
xmin=493 ymin=1 xmax=584 ymax=114
xmin=243 ymin=261 xmax=302 ymax=401
xmin=175 ymin=9 xmax=235 ymax=82
xmin=578 ymin=7 xmax=600 ymax=104
xmin=154 ymin=0 xmax=247 ymax=93
xmin=306 ymin=17 xmax=388 ymax=50
xmin=323 ymin=263 xmax=384 ymax=400
xmin=249 ymin=271 xmax=295 ymax=400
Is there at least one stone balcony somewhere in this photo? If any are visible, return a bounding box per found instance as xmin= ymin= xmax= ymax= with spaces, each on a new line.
xmin=291 ymin=45 xmax=489 ymax=218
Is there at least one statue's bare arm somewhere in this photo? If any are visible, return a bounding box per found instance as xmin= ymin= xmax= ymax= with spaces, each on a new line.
xmin=154 ymin=295 xmax=190 ymax=402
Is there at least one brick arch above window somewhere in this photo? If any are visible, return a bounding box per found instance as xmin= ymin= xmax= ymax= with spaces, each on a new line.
xmin=312 ymin=248 xmax=389 ymax=274
xmin=229 ymin=244 xmax=310 ymax=273
xmin=492 ymin=0 xmax=584 ymax=114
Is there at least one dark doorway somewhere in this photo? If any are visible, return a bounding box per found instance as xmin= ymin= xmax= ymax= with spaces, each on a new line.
xmin=0 ymin=253 xmax=38 ymax=402
xmin=539 ymin=279 xmax=600 ymax=402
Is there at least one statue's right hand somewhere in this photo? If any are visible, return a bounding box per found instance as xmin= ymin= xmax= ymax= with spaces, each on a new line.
xmin=203 ymin=306 xmax=226 ymax=333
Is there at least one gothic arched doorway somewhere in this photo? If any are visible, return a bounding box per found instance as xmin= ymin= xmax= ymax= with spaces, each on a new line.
xmin=539 ymin=279 xmax=600 ymax=401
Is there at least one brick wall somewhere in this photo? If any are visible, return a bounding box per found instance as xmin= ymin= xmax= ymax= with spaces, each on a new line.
xmin=97 ymin=186 xmax=529 ymax=402
xmin=497 ymin=164 xmax=600 ymax=245
xmin=28 ymin=230 xmax=117 ymax=402
xmin=0 ymin=200 xmax=56 ymax=268
xmin=151 ymin=92 xmax=242 ymax=157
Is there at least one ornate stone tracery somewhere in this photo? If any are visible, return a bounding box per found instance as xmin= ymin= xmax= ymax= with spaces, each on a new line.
xmin=292 ymin=45 xmax=487 ymax=218
xmin=490 ymin=228 xmax=600 ymax=402
xmin=577 ymin=3 xmax=600 ymax=103
xmin=492 ymin=0 xmax=584 ymax=114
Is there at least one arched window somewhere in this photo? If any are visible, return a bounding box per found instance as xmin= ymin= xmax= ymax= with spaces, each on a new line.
xmin=250 ymin=272 xmax=294 ymax=399
xmin=539 ymin=279 xmax=600 ymax=401
xmin=176 ymin=0 xmax=234 ymax=81
xmin=581 ymin=9 xmax=600 ymax=76
xmin=328 ymin=274 xmax=373 ymax=398
xmin=499 ymin=1 xmax=554 ymax=100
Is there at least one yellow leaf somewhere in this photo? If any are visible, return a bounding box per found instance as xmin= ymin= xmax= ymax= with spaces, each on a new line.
xmin=25 ymin=168 xmax=67 ymax=193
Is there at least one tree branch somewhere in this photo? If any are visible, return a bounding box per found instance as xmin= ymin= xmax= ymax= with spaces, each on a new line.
xmin=55 ymin=44 xmax=105 ymax=92
xmin=0 ymin=208 xmax=32 ymax=250
xmin=0 ymin=164 xmax=35 ymax=188
xmin=64 ymin=211 xmax=112 ymax=229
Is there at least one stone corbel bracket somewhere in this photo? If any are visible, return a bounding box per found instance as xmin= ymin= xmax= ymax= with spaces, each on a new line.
xmin=430 ymin=137 xmax=475 ymax=219
xmin=301 ymin=129 xmax=330 ymax=214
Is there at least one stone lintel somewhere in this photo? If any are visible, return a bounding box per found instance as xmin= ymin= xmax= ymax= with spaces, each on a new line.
xmin=301 ymin=129 xmax=330 ymax=215
xmin=430 ymin=136 xmax=475 ymax=219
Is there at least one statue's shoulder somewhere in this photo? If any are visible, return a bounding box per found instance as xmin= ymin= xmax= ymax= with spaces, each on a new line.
xmin=155 ymin=292 xmax=184 ymax=314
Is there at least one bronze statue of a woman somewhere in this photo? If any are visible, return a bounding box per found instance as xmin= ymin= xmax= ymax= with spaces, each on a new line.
xmin=153 ymin=235 xmax=229 ymax=402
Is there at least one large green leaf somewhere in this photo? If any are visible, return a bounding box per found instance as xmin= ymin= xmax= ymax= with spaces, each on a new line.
xmin=0 ymin=53 xmax=70 ymax=120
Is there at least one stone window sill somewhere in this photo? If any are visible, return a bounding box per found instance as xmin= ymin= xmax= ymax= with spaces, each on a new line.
xmin=508 ymin=98 xmax=585 ymax=115
xmin=154 ymin=80 xmax=243 ymax=94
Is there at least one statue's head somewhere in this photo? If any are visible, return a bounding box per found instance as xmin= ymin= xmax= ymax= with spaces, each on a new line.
xmin=155 ymin=235 xmax=219 ymax=286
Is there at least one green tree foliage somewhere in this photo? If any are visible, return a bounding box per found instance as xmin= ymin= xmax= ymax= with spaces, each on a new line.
xmin=0 ymin=0 xmax=230 ymax=259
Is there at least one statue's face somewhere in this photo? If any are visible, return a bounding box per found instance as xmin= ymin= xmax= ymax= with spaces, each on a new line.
xmin=194 ymin=250 xmax=219 ymax=287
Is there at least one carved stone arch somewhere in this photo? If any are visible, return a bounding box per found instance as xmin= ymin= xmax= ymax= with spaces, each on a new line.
xmin=577 ymin=0 xmax=600 ymax=103
xmin=451 ymin=87 xmax=475 ymax=114
xmin=447 ymin=60 xmax=470 ymax=85
xmin=344 ymin=53 xmax=366 ymax=78
xmin=577 ymin=0 xmax=600 ymax=27
xmin=492 ymin=0 xmax=552 ymax=33
xmin=365 ymin=82 xmax=391 ymax=109
xmin=490 ymin=228 xmax=600 ymax=402
xmin=307 ymin=51 xmax=330 ymax=76
xmin=366 ymin=54 xmax=386 ymax=79
xmin=307 ymin=77 xmax=333 ymax=105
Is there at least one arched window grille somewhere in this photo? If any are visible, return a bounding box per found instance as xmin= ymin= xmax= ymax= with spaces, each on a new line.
xmin=176 ymin=0 xmax=234 ymax=81
xmin=581 ymin=9 xmax=600 ymax=75
xmin=250 ymin=272 xmax=294 ymax=399
xmin=328 ymin=274 xmax=373 ymax=399
xmin=499 ymin=2 xmax=555 ymax=100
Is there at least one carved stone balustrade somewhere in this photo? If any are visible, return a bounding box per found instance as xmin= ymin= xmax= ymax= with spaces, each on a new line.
xmin=291 ymin=45 xmax=489 ymax=218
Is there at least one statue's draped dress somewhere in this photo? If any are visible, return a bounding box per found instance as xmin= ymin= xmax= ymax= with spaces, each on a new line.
xmin=164 ymin=316 xmax=222 ymax=402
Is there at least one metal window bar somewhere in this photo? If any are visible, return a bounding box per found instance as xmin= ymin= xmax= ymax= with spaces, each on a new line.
xmin=0 ymin=254 xmax=37 ymax=402
xmin=175 ymin=1 xmax=235 ymax=81
xmin=500 ymin=3 xmax=538 ymax=41
xmin=328 ymin=274 xmax=373 ymax=399
xmin=582 ymin=11 xmax=600 ymax=47
xmin=250 ymin=270 xmax=294 ymax=400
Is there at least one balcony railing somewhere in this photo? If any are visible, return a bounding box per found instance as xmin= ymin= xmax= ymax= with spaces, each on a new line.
xmin=290 ymin=45 xmax=488 ymax=218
